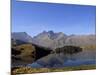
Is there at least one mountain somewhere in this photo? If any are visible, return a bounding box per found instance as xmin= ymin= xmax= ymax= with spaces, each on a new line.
xmin=11 ymin=31 xmax=96 ymax=49
xmin=33 ymin=31 xmax=96 ymax=49
xmin=11 ymin=31 xmax=96 ymax=68
xmin=11 ymin=32 xmax=33 ymax=43
xmin=33 ymin=31 xmax=67 ymax=49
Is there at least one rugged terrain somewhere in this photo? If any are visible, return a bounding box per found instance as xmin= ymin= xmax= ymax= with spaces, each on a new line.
xmin=11 ymin=31 xmax=96 ymax=74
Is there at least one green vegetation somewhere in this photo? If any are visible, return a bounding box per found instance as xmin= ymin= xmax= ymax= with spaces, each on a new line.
xmin=12 ymin=65 xmax=96 ymax=75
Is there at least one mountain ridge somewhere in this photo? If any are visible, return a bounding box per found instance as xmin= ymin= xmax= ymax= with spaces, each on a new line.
xmin=12 ymin=31 xmax=96 ymax=49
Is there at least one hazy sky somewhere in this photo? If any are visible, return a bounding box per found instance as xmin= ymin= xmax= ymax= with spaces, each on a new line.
xmin=12 ymin=0 xmax=96 ymax=36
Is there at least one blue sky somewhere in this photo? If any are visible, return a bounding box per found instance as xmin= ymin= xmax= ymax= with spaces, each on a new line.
xmin=12 ymin=0 xmax=96 ymax=36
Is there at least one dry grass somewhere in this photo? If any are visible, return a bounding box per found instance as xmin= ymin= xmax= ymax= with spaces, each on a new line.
xmin=11 ymin=65 xmax=96 ymax=75
xmin=82 ymin=45 xmax=96 ymax=51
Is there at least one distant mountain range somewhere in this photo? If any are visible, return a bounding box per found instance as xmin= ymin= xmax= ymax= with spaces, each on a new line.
xmin=11 ymin=31 xmax=96 ymax=49
xmin=11 ymin=32 xmax=33 ymax=43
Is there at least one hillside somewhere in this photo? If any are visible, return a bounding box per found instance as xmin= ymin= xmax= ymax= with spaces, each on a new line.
xmin=11 ymin=39 xmax=52 ymax=67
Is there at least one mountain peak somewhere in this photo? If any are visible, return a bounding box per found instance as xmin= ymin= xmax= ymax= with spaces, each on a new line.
xmin=58 ymin=32 xmax=65 ymax=35
xmin=11 ymin=32 xmax=33 ymax=43
xmin=48 ymin=30 xmax=54 ymax=34
xmin=42 ymin=31 xmax=47 ymax=33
